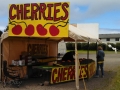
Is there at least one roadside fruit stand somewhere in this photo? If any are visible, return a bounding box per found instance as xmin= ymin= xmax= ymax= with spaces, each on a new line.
xmin=0 ymin=2 xmax=101 ymax=90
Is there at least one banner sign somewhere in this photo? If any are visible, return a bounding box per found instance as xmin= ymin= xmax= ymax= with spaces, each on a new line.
xmin=27 ymin=44 xmax=48 ymax=56
xmin=88 ymin=62 xmax=96 ymax=78
xmin=8 ymin=2 xmax=69 ymax=37
xmin=50 ymin=63 xmax=95 ymax=84
xmin=50 ymin=62 xmax=95 ymax=84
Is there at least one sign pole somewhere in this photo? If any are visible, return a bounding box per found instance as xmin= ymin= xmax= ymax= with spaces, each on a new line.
xmin=75 ymin=39 xmax=79 ymax=90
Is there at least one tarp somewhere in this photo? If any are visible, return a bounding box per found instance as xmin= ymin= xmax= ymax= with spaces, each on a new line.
xmin=68 ymin=24 xmax=101 ymax=43
xmin=0 ymin=24 xmax=101 ymax=43
xmin=77 ymin=23 xmax=99 ymax=39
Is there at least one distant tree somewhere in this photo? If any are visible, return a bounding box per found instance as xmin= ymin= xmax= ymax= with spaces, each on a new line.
xmin=81 ymin=43 xmax=88 ymax=50
xmin=66 ymin=42 xmax=75 ymax=50
xmin=89 ymin=43 xmax=96 ymax=50
xmin=77 ymin=43 xmax=81 ymax=50
xmin=116 ymin=43 xmax=120 ymax=51
xmin=0 ymin=30 xmax=3 ymax=36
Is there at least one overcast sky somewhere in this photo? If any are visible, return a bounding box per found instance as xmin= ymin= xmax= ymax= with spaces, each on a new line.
xmin=0 ymin=0 xmax=120 ymax=34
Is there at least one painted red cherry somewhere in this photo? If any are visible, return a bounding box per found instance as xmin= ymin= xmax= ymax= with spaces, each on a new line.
xmin=12 ymin=25 xmax=22 ymax=35
xmin=49 ymin=25 xmax=59 ymax=36
xmin=25 ymin=24 xmax=34 ymax=36
xmin=36 ymin=24 xmax=47 ymax=36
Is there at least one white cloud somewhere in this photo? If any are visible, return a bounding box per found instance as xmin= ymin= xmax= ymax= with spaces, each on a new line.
xmin=110 ymin=31 xmax=120 ymax=34
xmin=71 ymin=0 xmax=120 ymax=21
xmin=0 ymin=0 xmax=120 ymax=19
xmin=99 ymin=28 xmax=120 ymax=34
xmin=0 ymin=0 xmax=120 ymax=32
xmin=0 ymin=26 xmax=5 ymax=31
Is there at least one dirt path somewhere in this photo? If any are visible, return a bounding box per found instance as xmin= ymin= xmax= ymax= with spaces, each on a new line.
xmin=0 ymin=53 xmax=119 ymax=90
xmin=79 ymin=53 xmax=120 ymax=71
xmin=79 ymin=53 xmax=120 ymax=90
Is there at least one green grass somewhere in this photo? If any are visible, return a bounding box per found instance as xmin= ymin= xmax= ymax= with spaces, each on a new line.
xmin=103 ymin=67 xmax=120 ymax=90
xmin=67 ymin=50 xmax=120 ymax=54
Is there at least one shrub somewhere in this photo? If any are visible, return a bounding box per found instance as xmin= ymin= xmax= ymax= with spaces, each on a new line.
xmin=66 ymin=43 xmax=75 ymax=50
xmin=77 ymin=43 xmax=81 ymax=50
xmin=81 ymin=43 xmax=88 ymax=50
xmin=89 ymin=43 xmax=97 ymax=50
xmin=116 ymin=43 xmax=120 ymax=51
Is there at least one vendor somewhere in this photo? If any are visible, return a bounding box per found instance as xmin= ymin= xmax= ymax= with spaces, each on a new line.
xmin=61 ymin=51 xmax=75 ymax=62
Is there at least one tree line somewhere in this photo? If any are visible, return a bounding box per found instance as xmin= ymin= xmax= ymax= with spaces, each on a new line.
xmin=66 ymin=42 xmax=120 ymax=51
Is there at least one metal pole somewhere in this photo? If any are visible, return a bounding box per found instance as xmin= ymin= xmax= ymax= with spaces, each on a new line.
xmin=87 ymin=42 xmax=89 ymax=59
xmin=75 ymin=39 xmax=79 ymax=90
xmin=96 ymin=42 xmax=98 ymax=58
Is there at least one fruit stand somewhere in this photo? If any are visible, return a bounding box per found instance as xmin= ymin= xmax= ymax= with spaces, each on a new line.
xmin=33 ymin=59 xmax=95 ymax=84
xmin=0 ymin=2 xmax=101 ymax=90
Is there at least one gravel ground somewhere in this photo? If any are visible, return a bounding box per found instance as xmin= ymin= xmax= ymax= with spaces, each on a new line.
xmin=0 ymin=53 xmax=119 ymax=90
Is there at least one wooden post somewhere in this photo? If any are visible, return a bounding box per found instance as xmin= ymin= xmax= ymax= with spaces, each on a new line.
xmin=87 ymin=41 xmax=89 ymax=80
xmin=75 ymin=39 xmax=79 ymax=90
xmin=0 ymin=39 xmax=1 ymax=81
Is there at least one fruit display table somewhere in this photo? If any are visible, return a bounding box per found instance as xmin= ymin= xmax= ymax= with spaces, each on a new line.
xmin=34 ymin=59 xmax=95 ymax=84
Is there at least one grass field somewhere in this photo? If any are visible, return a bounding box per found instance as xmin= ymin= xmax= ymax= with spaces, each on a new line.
xmin=67 ymin=50 xmax=120 ymax=54
xmin=104 ymin=67 xmax=120 ymax=90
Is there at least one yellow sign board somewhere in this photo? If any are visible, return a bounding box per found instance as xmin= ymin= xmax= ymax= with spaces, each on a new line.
xmin=50 ymin=62 xmax=95 ymax=84
xmin=8 ymin=2 xmax=69 ymax=37
xmin=50 ymin=65 xmax=88 ymax=84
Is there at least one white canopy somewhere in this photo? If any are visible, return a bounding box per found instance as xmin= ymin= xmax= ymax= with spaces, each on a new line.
xmin=0 ymin=24 xmax=101 ymax=43
xmin=68 ymin=24 xmax=101 ymax=43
